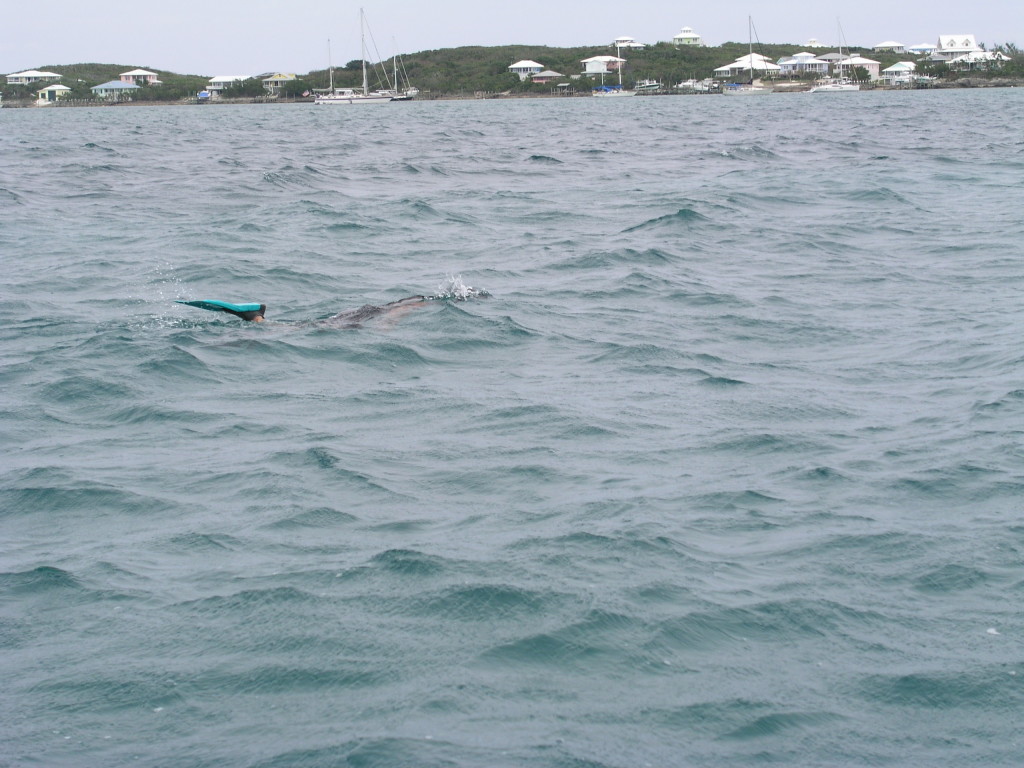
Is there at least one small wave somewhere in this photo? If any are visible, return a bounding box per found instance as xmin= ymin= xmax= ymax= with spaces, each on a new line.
xmin=260 ymin=168 xmax=323 ymax=189
xmin=416 ymin=583 xmax=551 ymax=620
xmin=2 ymin=483 xmax=174 ymax=517
xmin=0 ymin=187 xmax=23 ymax=204
xmin=842 ymin=186 xmax=911 ymax=204
xmin=250 ymin=738 xmax=467 ymax=768
xmin=859 ymin=669 xmax=1012 ymax=708
xmin=165 ymin=532 xmax=243 ymax=552
xmin=913 ymin=564 xmax=990 ymax=593
xmin=722 ymin=710 xmax=847 ymax=740
xmin=178 ymin=586 xmax=318 ymax=614
xmin=480 ymin=608 xmax=640 ymax=668
xmin=527 ymin=154 xmax=562 ymax=164
xmin=717 ymin=144 xmax=779 ymax=160
xmin=623 ymin=208 xmax=709 ymax=232
xmin=698 ymin=374 xmax=747 ymax=387
xmin=39 ymin=375 xmax=135 ymax=404
xmin=35 ymin=675 xmax=186 ymax=714
xmin=0 ymin=566 xmax=81 ymax=594
xmin=370 ymin=549 xmax=451 ymax=576
xmin=263 ymin=506 xmax=358 ymax=529
xmin=202 ymin=665 xmax=389 ymax=695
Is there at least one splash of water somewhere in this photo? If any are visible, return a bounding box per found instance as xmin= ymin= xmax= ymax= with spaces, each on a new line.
xmin=431 ymin=274 xmax=489 ymax=301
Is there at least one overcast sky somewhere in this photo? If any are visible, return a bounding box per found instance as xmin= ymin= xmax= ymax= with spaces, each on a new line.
xmin=3 ymin=0 xmax=1020 ymax=76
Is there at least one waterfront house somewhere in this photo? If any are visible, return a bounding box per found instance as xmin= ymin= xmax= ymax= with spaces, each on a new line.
xmin=777 ymin=52 xmax=830 ymax=76
xmin=119 ymin=68 xmax=161 ymax=85
xmin=672 ymin=27 xmax=704 ymax=46
xmin=929 ymin=35 xmax=982 ymax=62
xmin=531 ymin=70 xmax=564 ymax=84
xmin=613 ymin=36 xmax=646 ymax=49
xmin=261 ymin=73 xmax=296 ymax=94
xmin=508 ymin=60 xmax=544 ymax=80
xmin=581 ymin=55 xmax=625 ymax=76
xmin=713 ymin=53 xmax=781 ymax=79
xmin=207 ymin=75 xmax=250 ymax=96
xmin=879 ymin=61 xmax=916 ymax=84
xmin=6 ymin=69 xmax=62 ymax=85
xmin=91 ymin=80 xmax=140 ymax=100
xmin=873 ymin=41 xmax=905 ymax=53
xmin=838 ymin=55 xmax=881 ymax=80
xmin=36 ymin=83 xmax=71 ymax=102
xmin=947 ymin=50 xmax=1010 ymax=71
xmin=906 ymin=43 xmax=937 ymax=56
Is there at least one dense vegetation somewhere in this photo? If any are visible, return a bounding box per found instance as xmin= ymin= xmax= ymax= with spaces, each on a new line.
xmin=1 ymin=63 xmax=207 ymax=101
xmin=316 ymin=41 xmax=922 ymax=94
xmin=3 ymin=40 xmax=1022 ymax=103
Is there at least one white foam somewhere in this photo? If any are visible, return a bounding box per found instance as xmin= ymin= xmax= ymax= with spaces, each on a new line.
xmin=432 ymin=274 xmax=488 ymax=301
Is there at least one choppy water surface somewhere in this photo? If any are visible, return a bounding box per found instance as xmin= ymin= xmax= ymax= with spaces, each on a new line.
xmin=2 ymin=91 xmax=1024 ymax=767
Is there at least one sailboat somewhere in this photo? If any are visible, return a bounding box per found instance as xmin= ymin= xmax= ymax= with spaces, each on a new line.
xmin=809 ymin=20 xmax=861 ymax=92
xmin=723 ymin=17 xmax=771 ymax=94
xmin=592 ymin=42 xmax=636 ymax=97
xmin=314 ymin=9 xmax=416 ymax=105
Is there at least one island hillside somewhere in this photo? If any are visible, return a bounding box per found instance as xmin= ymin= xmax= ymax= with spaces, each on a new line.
xmin=4 ymin=40 xmax=1022 ymax=102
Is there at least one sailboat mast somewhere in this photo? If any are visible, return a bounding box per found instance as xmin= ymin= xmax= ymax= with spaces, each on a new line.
xmin=748 ymin=16 xmax=753 ymax=84
xmin=327 ymin=38 xmax=334 ymax=93
xmin=837 ymin=19 xmax=846 ymax=79
xmin=360 ymin=8 xmax=368 ymax=96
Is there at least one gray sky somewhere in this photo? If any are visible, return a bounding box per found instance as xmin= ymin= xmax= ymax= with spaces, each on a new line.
xmin=2 ymin=0 xmax=1020 ymax=76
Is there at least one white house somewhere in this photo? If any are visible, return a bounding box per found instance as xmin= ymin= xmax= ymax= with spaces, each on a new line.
xmin=906 ymin=43 xmax=937 ymax=56
xmin=508 ymin=60 xmax=544 ymax=80
xmin=581 ymin=55 xmax=625 ymax=76
xmin=6 ymin=69 xmax=62 ymax=85
xmin=930 ymin=35 xmax=982 ymax=61
xmin=36 ymin=83 xmax=72 ymax=102
xmin=91 ymin=80 xmax=140 ymax=100
xmin=672 ymin=27 xmax=704 ymax=46
xmin=947 ymin=50 xmax=1010 ymax=70
xmin=207 ymin=75 xmax=250 ymax=96
xmin=777 ymin=52 xmax=830 ymax=76
xmin=713 ymin=53 xmax=781 ymax=79
xmin=879 ymin=61 xmax=916 ymax=84
xmin=838 ymin=55 xmax=881 ymax=80
xmin=531 ymin=70 xmax=564 ymax=84
xmin=873 ymin=41 xmax=905 ymax=53
xmin=119 ymin=68 xmax=161 ymax=85
xmin=613 ymin=36 xmax=645 ymax=49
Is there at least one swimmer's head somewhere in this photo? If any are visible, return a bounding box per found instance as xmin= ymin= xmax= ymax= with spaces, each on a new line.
xmin=238 ymin=304 xmax=266 ymax=322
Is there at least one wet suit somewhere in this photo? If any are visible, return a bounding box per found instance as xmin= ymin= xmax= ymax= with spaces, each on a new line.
xmin=177 ymin=297 xmax=426 ymax=326
xmin=324 ymin=296 xmax=427 ymax=327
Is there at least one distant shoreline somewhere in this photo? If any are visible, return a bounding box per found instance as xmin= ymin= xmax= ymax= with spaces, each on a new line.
xmin=4 ymin=77 xmax=1022 ymax=109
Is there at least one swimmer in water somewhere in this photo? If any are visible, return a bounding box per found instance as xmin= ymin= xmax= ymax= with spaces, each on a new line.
xmin=176 ymin=296 xmax=430 ymax=327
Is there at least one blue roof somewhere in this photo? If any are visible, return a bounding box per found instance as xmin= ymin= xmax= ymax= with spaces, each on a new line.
xmin=91 ymin=80 xmax=140 ymax=90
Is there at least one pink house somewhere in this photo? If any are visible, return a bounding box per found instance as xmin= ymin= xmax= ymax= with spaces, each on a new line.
xmin=120 ymin=69 xmax=161 ymax=85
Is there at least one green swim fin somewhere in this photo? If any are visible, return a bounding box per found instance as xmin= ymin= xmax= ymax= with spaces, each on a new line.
xmin=177 ymin=300 xmax=266 ymax=321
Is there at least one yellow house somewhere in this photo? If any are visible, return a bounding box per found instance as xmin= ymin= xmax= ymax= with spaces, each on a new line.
xmin=36 ymin=83 xmax=72 ymax=103
xmin=261 ymin=73 xmax=297 ymax=94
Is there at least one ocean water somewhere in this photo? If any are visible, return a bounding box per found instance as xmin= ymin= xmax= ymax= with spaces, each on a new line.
xmin=2 ymin=90 xmax=1023 ymax=767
